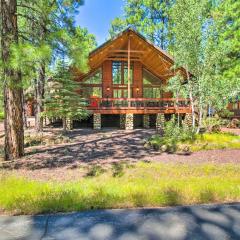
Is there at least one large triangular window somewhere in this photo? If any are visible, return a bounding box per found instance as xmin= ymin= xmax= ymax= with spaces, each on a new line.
xmin=143 ymin=68 xmax=163 ymax=98
xmin=83 ymin=68 xmax=102 ymax=84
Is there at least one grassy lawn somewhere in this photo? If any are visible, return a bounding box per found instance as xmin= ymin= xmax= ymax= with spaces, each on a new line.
xmin=185 ymin=133 xmax=240 ymax=152
xmin=0 ymin=111 xmax=4 ymax=121
xmin=0 ymin=162 xmax=240 ymax=215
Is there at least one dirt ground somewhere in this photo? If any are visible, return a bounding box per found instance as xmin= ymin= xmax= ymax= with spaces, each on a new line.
xmin=0 ymin=125 xmax=240 ymax=182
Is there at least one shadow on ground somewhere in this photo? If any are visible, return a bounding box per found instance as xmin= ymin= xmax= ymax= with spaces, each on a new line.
xmin=4 ymin=129 xmax=157 ymax=170
xmin=0 ymin=203 xmax=240 ymax=240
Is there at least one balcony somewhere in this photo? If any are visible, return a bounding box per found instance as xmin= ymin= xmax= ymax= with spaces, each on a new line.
xmin=231 ymin=109 xmax=240 ymax=118
xmin=87 ymin=98 xmax=192 ymax=114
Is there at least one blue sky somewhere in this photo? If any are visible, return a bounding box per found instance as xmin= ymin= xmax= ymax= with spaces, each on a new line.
xmin=75 ymin=0 xmax=124 ymax=45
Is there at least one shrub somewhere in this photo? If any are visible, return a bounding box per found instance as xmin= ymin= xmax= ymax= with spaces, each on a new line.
xmin=227 ymin=118 xmax=240 ymax=128
xmin=148 ymin=118 xmax=195 ymax=153
xmin=202 ymin=117 xmax=222 ymax=133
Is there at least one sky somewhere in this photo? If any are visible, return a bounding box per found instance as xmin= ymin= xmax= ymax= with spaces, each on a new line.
xmin=75 ymin=0 xmax=124 ymax=46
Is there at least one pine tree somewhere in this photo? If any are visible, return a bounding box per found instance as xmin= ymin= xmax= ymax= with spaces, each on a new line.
xmin=15 ymin=0 xmax=92 ymax=132
xmin=109 ymin=0 xmax=173 ymax=49
xmin=1 ymin=0 xmax=24 ymax=160
xmin=43 ymin=60 xmax=89 ymax=131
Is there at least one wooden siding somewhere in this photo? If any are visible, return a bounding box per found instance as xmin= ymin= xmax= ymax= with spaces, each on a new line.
xmin=133 ymin=62 xmax=143 ymax=97
xmin=102 ymin=61 xmax=112 ymax=97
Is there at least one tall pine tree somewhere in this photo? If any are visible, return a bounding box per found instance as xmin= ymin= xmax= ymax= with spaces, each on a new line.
xmin=1 ymin=0 xmax=24 ymax=160
xmin=43 ymin=60 xmax=88 ymax=131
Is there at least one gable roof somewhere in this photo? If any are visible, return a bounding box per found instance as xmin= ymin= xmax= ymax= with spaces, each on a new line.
xmin=79 ymin=28 xmax=187 ymax=82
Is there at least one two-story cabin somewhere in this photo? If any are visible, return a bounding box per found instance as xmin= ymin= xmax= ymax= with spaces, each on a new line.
xmin=74 ymin=28 xmax=192 ymax=130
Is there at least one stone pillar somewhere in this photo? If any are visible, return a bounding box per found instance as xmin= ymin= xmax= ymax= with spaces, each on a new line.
xmin=143 ymin=114 xmax=150 ymax=129
xmin=125 ymin=113 xmax=134 ymax=130
xmin=156 ymin=113 xmax=165 ymax=135
xmin=183 ymin=113 xmax=192 ymax=128
xmin=66 ymin=118 xmax=73 ymax=130
xmin=43 ymin=117 xmax=50 ymax=127
xmin=120 ymin=114 xmax=126 ymax=129
xmin=93 ymin=113 xmax=101 ymax=129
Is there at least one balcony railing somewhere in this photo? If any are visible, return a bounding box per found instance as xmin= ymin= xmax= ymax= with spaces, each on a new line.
xmin=87 ymin=98 xmax=191 ymax=112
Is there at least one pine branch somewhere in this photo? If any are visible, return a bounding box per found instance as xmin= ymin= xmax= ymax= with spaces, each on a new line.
xmin=17 ymin=3 xmax=42 ymax=15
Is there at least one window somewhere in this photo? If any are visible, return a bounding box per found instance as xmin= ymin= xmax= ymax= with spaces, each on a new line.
xmin=232 ymin=103 xmax=239 ymax=110
xmin=143 ymin=68 xmax=162 ymax=98
xmin=83 ymin=68 xmax=102 ymax=84
xmin=113 ymin=89 xmax=128 ymax=98
xmin=112 ymin=62 xmax=122 ymax=84
xmin=143 ymin=68 xmax=162 ymax=85
xmin=112 ymin=61 xmax=133 ymax=85
xmin=81 ymin=87 xmax=102 ymax=98
xmin=123 ymin=63 xmax=133 ymax=84
xmin=143 ymin=88 xmax=162 ymax=98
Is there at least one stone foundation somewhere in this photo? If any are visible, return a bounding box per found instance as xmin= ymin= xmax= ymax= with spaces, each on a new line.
xmin=183 ymin=113 xmax=192 ymax=128
xmin=143 ymin=114 xmax=150 ymax=129
xmin=120 ymin=114 xmax=126 ymax=129
xmin=93 ymin=113 xmax=101 ymax=129
xmin=66 ymin=118 xmax=73 ymax=130
xmin=156 ymin=113 xmax=165 ymax=135
xmin=125 ymin=113 xmax=134 ymax=130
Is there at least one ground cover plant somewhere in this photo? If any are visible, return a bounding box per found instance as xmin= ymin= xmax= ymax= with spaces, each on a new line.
xmin=148 ymin=131 xmax=240 ymax=153
xmin=147 ymin=117 xmax=240 ymax=153
xmin=0 ymin=162 xmax=240 ymax=215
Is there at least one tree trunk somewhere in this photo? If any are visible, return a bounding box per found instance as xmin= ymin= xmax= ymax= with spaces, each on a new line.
xmin=1 ymin=0 xmax=24 ymax=160
xmin=186 ymin=68 xmax=195 ymax=128
xmin=35 ymin=63 xmax=45 ymax=132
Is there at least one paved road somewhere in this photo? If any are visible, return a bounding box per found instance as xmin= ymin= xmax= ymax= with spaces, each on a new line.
xmin=0 ymin=203 xmax=240 ymax=240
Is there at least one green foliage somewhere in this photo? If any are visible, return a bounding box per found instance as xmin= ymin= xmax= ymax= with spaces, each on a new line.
xmin=0 ymin=163 xmax=240 ymax=214
xmin=190 ymin=132 xmax=240 ymax=151
xmin=148 ymin=118 xmax=196 ymax=152
xmin=202 ymin=117 xmax=222 ymax=133
xmin=169 ymin=0 xmax=239 ymax=128
xmin=43 ymin=60 xmax=89 ymax=122
xmin=216 ymin=0 xmax=240 ymax=88
xmin=0 ymin=111 xmax=4 ymax=121
xmin=109 ymin=0 xmax=173 ymax=49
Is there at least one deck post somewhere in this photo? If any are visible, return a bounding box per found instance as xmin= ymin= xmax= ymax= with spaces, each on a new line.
xmin=127 ymin=34 xmax=131 ymax=99
xmin=156 ymin=113 xmax=165 ymax=135
xmin=120 ymin=114 xmax=126 ymax=129
xmin=93 ymin=113 xmax=101 ymax=129
xmin=183 ymin=113 xmax=192 ymax=128
xmin=143 ymin=114 xmax=150 ymax=129
xmin=125 ymin=113 xmax=134 ymax=130
xmin=66 ymin=118 xmax=73 ymax=130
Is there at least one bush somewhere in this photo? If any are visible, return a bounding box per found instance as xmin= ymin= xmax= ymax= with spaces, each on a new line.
xmin=202 ymin=117 xmax=222 ymax=133
xmin=148 ymin=118 xmax=195 ymax=153
xmin=227 ymin=118 xmax=240 ymax=128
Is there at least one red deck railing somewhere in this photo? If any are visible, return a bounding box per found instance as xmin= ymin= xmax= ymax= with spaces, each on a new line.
xmin=87 ymin=97 xmax=191 ymax=112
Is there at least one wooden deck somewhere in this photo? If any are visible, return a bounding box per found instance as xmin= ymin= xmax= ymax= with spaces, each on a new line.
xmin=87 ymin=98 xmax=192 ymax=114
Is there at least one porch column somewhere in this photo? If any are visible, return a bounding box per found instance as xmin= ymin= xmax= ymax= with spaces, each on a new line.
xmin=183 ymin=113 xmax=192 ymax=128
xmin=93 ymin=113 xmax=101 ymax=129
xmin=156 ymin=113 xmax=165 ymax=135
xmin=143 ymin=114 xmax=150 ymax=129
xmin=66 ymin=118 xmax=73 ymax=130
xmin=120 ymin=114 xmax=125 ymax=129
xmin=125 ymin=113 xmax=134 ymax=130
xmin=43 ymin=117 xmax=50 ymax=127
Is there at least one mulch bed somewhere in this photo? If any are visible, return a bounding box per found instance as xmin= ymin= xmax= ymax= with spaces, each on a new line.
xmin=0 ymin=128 xmax=240 ymax=181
